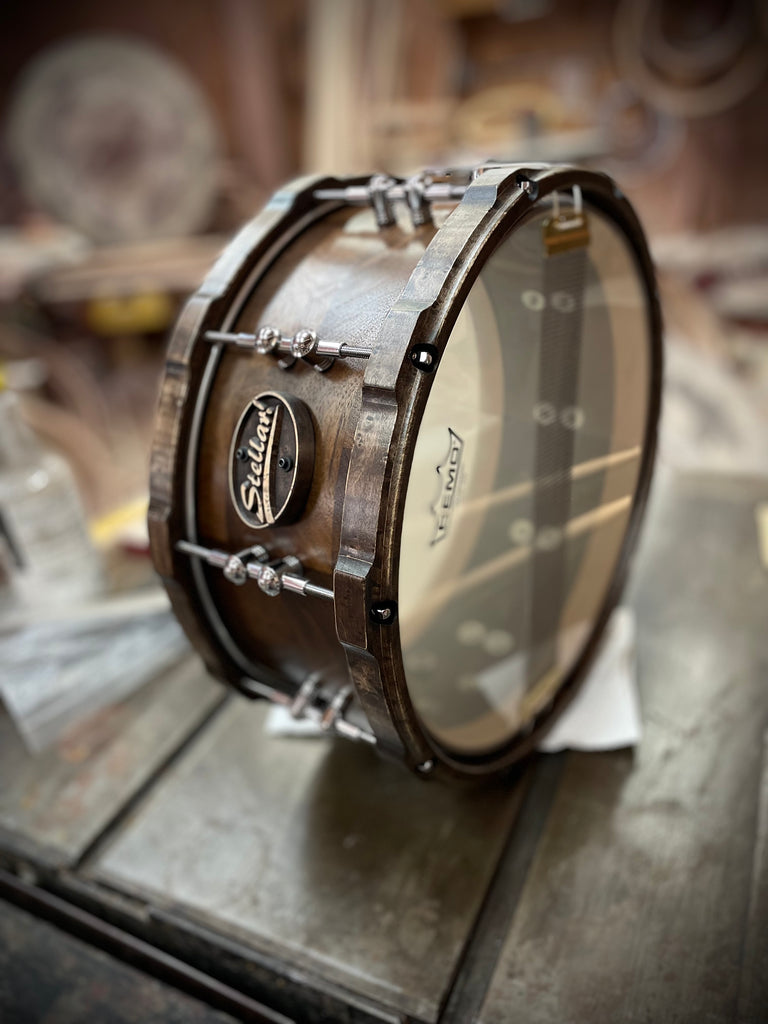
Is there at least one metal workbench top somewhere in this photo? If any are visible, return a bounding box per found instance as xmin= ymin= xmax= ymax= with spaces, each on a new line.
xmin=1 ymin=466 xmax=767 ymax=1024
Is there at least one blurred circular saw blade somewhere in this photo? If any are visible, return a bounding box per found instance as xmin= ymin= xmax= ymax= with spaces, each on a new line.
xmin=6 ymin=34 xmax=221 ymax=243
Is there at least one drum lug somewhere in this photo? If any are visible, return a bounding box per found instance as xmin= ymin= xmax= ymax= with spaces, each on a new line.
xmin=404 ymin=173 xmax=434 ymax=227
xmin=175 ymin=540 xmax=334 ymax=601
xmin=241 ymin=674 xmax=377 ymax=746
xmin=289 ymin=673 xmax=323 ymax=718
xmin=312 ymin=171 xmax=468 ymax=228
xmin=368 ymin=173 xmax=398 ymax=227
xmin=320 ymin=684 xmax=355 ymax=732
xmin=204 ymin=326 xmax=372 ymax=367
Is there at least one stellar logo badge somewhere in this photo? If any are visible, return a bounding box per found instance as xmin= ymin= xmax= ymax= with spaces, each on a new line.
xmin=229 ymin=392 xmax=314 ymax=529
xmin=431 ymin=427 xmax=464 ymax=545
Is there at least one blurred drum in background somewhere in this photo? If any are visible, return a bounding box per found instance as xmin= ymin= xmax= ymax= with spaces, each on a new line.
xmin=149 ymin=163 xmax=662 ymax=778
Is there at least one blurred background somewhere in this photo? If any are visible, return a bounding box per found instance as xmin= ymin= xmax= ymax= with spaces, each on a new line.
xmin=0 ymin=0 xmax=767 ymax=747
xmin=1 ymin=7 xmax=767 ymax=1019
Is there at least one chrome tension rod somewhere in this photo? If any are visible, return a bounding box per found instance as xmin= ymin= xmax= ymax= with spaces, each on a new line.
xmin=176 ymin=540 xmax=334 ymax=601
xmin=204 ymin=325 xmax=372 ymax=365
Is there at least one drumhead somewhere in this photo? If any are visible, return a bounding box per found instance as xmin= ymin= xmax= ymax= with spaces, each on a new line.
xmin=398 ymin=199 xmax=653 ymax=756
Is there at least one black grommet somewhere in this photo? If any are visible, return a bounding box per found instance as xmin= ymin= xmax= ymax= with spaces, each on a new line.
xmin=370 ymin=600 xmax=398 ymax=625
xmin=235 ymin=447 xmax=248 ymax=461
xmin=410 ymin=343 xmax=438 ymax=373
xmin=278 ymin=454 xmax=294 ymax=471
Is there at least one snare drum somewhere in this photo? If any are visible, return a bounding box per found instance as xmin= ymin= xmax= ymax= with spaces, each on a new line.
xmin=149 ymin=164 xmax=662 ymax=778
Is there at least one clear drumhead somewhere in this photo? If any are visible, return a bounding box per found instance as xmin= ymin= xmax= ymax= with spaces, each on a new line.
xmin=398 ymin=200 xmax=652 ymax=756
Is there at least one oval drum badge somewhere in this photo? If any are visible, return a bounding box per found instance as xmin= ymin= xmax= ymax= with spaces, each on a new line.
xmin=229 ymin=392 xmax=315 ymax=529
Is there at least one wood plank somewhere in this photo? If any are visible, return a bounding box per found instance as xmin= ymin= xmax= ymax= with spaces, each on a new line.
xmin=478 ymin=470 xmax=768 ymax=1023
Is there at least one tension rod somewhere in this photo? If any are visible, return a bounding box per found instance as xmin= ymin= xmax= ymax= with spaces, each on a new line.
xmin=204 ymin=326 xmax=372 ymax=362
xmin=176 ymin=540 xmax=334 ymax=601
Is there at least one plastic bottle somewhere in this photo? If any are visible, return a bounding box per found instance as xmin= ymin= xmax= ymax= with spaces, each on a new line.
xmin=0 ymin=381 xmax=102 ymax=615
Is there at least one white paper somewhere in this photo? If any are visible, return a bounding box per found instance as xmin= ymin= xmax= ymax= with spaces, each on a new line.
xmin=537 ymin=606 xmax=641 ymax=752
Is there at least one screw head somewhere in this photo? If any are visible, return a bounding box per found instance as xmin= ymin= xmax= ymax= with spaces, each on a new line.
xmin=255 ymin=325 xmax=280 ymax=354
xmin=235 ymin=447 xmax=248 ymax=462
xmin=410 ymin=343 xmax=438 ymax=373
xmin=277 ymin=454 xmax=294 ymax=471
xmin=370 ymin=600 xmax=398 ymax=625
xmin=291 ymin=328 xmax=318 ymax=358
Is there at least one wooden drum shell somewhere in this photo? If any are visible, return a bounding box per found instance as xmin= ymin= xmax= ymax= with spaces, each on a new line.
xmin=149 ymin=175 xmax=436 ymax=708
xmin=150 ymin=166 xmax=663 ymax=778
xmin=199 ymin=208 xmax=433 ymax=694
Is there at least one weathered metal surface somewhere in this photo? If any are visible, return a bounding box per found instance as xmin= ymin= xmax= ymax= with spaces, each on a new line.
xmin=92 ymin=700 xmax=525 ymax=1022
xmin=478 ymin=469 xmax=768 ymax=1023
xmin=0 ymin=657 xmax=222 ymax=867
xmin=738 ymin=728 xmax=768 ymax=1023
xmin=0 ymin=898 xmax=240 ymax=1024
xmin=4 ymin=468 xmax=765 ymax=1022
